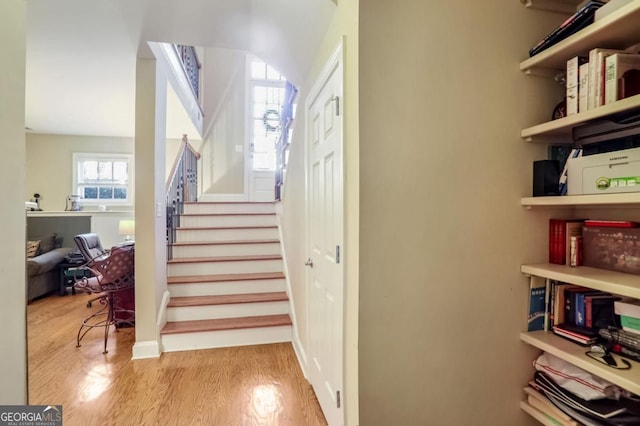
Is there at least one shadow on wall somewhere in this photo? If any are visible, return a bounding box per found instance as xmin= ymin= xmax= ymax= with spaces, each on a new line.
xmin=203 ymin=161 xmax=245 ymax=194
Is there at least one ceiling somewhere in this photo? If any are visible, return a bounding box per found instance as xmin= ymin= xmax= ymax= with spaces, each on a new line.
xmin=25 ymin=0 xmax=335 ymax=139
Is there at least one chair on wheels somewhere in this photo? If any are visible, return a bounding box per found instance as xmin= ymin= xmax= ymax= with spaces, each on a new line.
xmin=73 ymin=233 xmax=109 ymax=307
xmin=73 ymin=244 xmax=135 ymax=354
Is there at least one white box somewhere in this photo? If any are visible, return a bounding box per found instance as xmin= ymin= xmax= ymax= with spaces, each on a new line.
xmin=595 ymin=0 xmax=634 ymax=21
xmin=605 ymin=53 xmax=640 ymax=104
xmin=615 ymin=300 xmax=640 ymax=318
xmin=567 ymin=147 xmax=640 ymax=195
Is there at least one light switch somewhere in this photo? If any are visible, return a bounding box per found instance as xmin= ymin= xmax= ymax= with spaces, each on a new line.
xmin=156 ymin=202 xmax=162 ymax=218
xmin=235 ymin=145 xmax=243 ymax=153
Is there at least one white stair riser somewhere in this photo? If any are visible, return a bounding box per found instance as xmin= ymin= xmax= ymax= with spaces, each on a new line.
xmin=176 ymin=227 xmax=279 ymax=242
xmin=168 ymin=259 xmax=283 ymax=276
xmin=171 ymin=242 xmax=281 ymax=258
xmin=161 ymin=325 xmax=292 ymax=353
xmin=180 ymin=214 xmax=277 ymax=228
xmin=168 ymin=279 xmax=286 ymax=297
xmin=167 ymin=300 xmax=289 ymax=322
xmin=183 ymin=203 xmax=275 ymax=215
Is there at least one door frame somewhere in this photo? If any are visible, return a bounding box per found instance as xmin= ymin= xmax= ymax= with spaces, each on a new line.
xmin=304 ymin=39 xmax=345 ymax=424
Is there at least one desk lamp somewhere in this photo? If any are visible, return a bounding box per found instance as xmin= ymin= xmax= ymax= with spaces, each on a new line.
xmin=118 ymin=219 xmax=135 ymax=243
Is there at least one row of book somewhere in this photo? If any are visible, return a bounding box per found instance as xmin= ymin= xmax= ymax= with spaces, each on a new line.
xmin=525 ymin=369 xmax=640 ymax=425
xmin=551 ymin=283 xmax=620 ymax=346
xmin=548 ymin=219 xmax=639 ymax=266
xmin=566 ymin=49 xmax=640 ymax=116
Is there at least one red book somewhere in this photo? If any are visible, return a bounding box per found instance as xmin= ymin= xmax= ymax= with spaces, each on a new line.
xmin=549 ymin=219 xmax=584 ymax=265
xmin=584 ymin=220 xmax=639 ymax=228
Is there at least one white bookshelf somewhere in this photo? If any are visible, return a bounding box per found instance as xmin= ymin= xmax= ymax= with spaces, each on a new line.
xmin=521 ymin=263 xmax=640 ymax=299
xmin=521 ymin=0 xmax=640 ymax=73
xmin=521 ymin=331 xmax=640 ymax=395
xmin=520 ymin=2 xmax=640 ymax=423
xmin=521 ymin=192 xmax=640 ymax=207
xmin=521 ymin=93 xmax=640 ymax=142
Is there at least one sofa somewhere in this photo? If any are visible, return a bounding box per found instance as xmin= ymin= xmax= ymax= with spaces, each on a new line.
xmin=26 ymin=233 xmax=73 ymax=302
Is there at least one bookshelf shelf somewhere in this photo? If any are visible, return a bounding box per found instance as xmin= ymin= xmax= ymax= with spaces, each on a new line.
xmin=520 ymin=331 xmax=640 ymax=395
xmin=521 ymin=263 xmax=640 ymax=299
xmin=520 ymin=1 xmax=640 ymax=74
xmin=521 ymin=192 xmax=640 ymax=207
xmin=519 ymin=401 xmax=562 ymax=426
xmin=521 ymin=94 xmax=640 ymax=141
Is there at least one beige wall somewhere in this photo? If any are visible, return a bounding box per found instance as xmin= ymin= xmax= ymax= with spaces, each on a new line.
xmin=0 ymin=0 xmax=27 ymax=404
xmin=133 ymin=55 xmax=168 ymax=358
xmin=358 ymin=1 xmax=562 ymax=424
xmin=26 ymin=134 xmax=134 ymax=211
xmin=280 ymin=0 xmax=360 ymax=424
xmin=201 ymin=49 xmax=246 ymax=195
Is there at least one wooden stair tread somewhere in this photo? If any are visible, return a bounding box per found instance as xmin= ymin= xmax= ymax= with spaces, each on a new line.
xmin=183 ymin=201 xmax=274 ymax=204
xmin=168 ymin=292 xmax=288 ymax=307
xmin=177 ymin=225 xmax=277 ymax=230
xmin=161 ymin=314 xmax=291 ymax=335
xmin=167 ymin=254 xmax=282 ymax=264
xmin=167 ymin=271 xmax=285 ymax=284
xmin=180 ymin=212 xmax=276 ymax=217
xmin=170 ymin=239 xmax=280 ymax=247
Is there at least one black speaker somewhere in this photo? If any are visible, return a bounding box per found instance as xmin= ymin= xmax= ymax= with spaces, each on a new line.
xmin=532 ymin=160 xmax=560 ymax=197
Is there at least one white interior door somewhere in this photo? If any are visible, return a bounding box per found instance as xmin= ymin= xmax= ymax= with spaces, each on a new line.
xmin=306 ymin=44 xmax=344 ymax=426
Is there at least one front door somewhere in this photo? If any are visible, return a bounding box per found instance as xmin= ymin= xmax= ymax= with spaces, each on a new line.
xmin=247 ymin=58 xmax=285 ymax=202
xmin=306 ymin=44 xmax=344 ymax=426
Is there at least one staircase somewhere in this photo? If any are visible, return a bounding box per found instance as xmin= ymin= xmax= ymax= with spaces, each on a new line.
xmin=160 ymin=201 xmax=292 ymax=352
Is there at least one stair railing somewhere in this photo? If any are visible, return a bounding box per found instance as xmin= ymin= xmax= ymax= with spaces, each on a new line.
xmin=173 ymin=45 xmax=201 ymax=101
xmin=166 ymin=134 xmax=200 ymax=260
xmin=275 ymin=82 xmax=298 ymax=201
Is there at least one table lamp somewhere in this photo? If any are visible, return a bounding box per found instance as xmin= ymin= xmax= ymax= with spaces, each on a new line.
xmin=118 ymin=219 xmax=135 ymax=242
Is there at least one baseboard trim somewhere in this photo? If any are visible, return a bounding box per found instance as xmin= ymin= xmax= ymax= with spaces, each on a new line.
xmin=292 ymin=334 xmax=308 ymax=379
xmin=132 ymin=340 xmax=161 ymax=359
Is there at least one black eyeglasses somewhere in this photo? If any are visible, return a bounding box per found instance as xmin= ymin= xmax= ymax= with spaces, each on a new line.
xmin=586 ymin=345 xmax=631 ymax=370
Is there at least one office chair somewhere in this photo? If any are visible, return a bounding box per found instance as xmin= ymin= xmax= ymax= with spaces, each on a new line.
xmin=73 ymin=233 xmax=109 ymax=307
xmin=73 ymin=244 xmax=135 ymax=354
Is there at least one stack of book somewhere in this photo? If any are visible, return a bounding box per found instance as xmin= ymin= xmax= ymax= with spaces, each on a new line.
xmin=525 ymin=371 xmax=640 ymax=425
xmin=549 ymin=281 xmax=620 ymax=345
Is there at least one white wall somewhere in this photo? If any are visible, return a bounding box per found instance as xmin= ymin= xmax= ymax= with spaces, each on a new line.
xmin=0 ymin=0 xmax=27 ymax=404
xmin=358 ymin=1 xmax=561 ymax=424
xmin=200 ymin=49 xmax=247 ymax=195
xmin=26 ymin=134 xmax=134 ymax=211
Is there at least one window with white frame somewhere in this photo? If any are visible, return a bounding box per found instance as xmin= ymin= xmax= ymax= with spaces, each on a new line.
xmin=72 ymin=153 xmax=134 ymax=206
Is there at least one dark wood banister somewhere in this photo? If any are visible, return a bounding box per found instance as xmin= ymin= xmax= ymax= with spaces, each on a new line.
xmin=166 ymin=134 xmax=200 ymax=260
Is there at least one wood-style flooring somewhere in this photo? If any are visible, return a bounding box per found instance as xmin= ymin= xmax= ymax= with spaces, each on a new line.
xmin=27 ymin=293 xmax=327 ymax=426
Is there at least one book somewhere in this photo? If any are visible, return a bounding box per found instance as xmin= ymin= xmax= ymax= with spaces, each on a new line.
xmin=567 ymin=56 xmax=589 ymax=115
xmin=528 ymin=279 xmax=547 ymax=332
xmin=553 ymin=283 xmax=572 ymax=326
xmin=584 ymin=220 xmax=639 ymax=228
xmin=564 ymin=221 xmax=584 ymax=266
xmin=523 ymin=386 xmax=579 ymax=426
xmin=605 ymin=53 xmax=640 ymax=104
xmin=588 ymin=48 xmax=625 ymax=109
xmin=553 ymin=323 xmax=597 ymax=345
xmin=529 ymin=2 xmax=606 ymax=57
xmin=579 ymin=62 xmax=590 ymax=113
xmin=585 ymin=294 xmax=618 ymax=329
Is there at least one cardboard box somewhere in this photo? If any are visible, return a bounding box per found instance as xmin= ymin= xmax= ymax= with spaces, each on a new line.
xmin=567 ymin=147 xmax=640 ymax=195
xmin=583 ymin=226 xmax=640 ymax=275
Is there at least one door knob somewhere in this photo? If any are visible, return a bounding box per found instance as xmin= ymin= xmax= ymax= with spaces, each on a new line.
xmin=305 ymin=258 xmax=314 ymax=268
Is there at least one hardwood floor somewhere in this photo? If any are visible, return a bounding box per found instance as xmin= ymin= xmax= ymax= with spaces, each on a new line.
xmin=27 ymin=293 xmax=327 ymax=426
